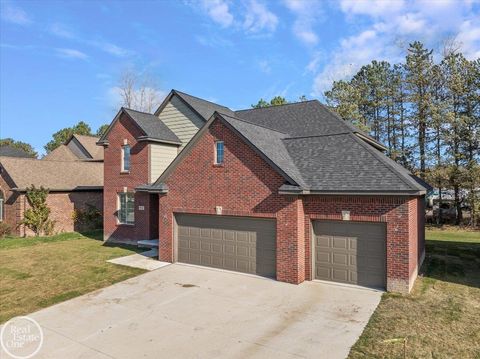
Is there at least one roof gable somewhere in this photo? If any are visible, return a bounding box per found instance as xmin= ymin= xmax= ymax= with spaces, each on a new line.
xmin=154 ymin=90 xmax=234 ymax=121
xmin=97 ymin=107 xmax=181 ymax=146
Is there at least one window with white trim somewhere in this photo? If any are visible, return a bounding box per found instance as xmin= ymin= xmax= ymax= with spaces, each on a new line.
xmin=121 ymin=145 xmax=131 ymax=172
xmin=118 ymin=192 xmax=134 ymax=225
xmin=215 ymin=141 xmax=224 ymax=164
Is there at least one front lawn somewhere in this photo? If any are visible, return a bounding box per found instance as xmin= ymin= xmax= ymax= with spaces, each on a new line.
xmin=0 ymin=231 xmax=146 ymax=323
xmin=349 ymin=227 xmax=480 ymax=358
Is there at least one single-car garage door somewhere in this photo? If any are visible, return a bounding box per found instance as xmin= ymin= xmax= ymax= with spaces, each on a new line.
xmin=313 ymin=221 xmax=386 ymax=289
xmin=176 ymin=214 xmax=276 ymax=277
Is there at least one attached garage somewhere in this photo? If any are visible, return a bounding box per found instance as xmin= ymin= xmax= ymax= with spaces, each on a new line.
xmin=176 ymin=214 xmax=276 ymax=278
xmin=313 ymin=221 xmax=386 ymax=289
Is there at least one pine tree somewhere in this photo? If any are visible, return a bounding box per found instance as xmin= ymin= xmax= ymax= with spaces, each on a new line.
xmin=405 ymin=41 xmax=434 ymax=179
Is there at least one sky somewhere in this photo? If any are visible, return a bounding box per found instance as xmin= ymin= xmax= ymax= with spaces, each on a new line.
xmin=0 ymin=0 xmax=479 ymax=156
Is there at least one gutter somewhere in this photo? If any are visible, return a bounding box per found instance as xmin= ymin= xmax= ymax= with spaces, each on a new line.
xmin=278 ymin=186 xmax=426 ymax=196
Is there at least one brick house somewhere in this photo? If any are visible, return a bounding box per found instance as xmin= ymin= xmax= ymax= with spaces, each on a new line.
xmin=0 ymin=135 xmax=103 ymax=236
xmin=99 ymin=90 xmax=428 ymax=293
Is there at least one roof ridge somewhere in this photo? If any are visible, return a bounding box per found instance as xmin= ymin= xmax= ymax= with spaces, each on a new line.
xmin=348 ymin=133 xmax=422 ymax=191
xmin=123 ymin=107 xmax=155 ymax=115
xmin=283 ymin=132 xmax=352 ymax=140
xmin=219 ymin=112 xmax=288 ymax=135
xmin=235 ymin=100 xmax=317 ymax=113
xmin=174 ymin=90 xmax=231 ymax=110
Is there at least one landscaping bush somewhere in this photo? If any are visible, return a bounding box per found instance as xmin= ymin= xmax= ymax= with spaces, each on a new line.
xmin=72 ymin=204 xmax=102 ymax=231
xmin=20 ymin=185 xmax=55 ymax=236
xmin=0 ymin=222 xmax=12 ymax=238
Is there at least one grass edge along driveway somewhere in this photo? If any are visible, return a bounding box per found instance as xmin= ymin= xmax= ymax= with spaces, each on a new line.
xmin=349 ymin=227 xmax=480 ymax=359
xmin=0 ymin=231 xmax=146 ymax=323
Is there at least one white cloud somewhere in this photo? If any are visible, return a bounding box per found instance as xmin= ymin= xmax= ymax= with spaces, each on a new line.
xmin=243 ymin=0 xmax=278 ymax=33
xmin=457 ymin=19 xmax=480 ymax=60
xmin=305 ymin=51 xmax=323 ymax=73
xmin=258 ymin=59 xmax=271 ymax=74
xmin=1 ymin=2 xmax=32 ymax=25
xmin=95 ymin=42 xmax=129 ymax=57
xmin=199 ymin=0 xmax=234 ymax=27
xmin=56 ymin=48 xmax=89 ymax=60
xmin=311 ymin=0 xmax=480 ymax=96
xmin=340 ymin=0 xmax=405 ymax=17
xmin=49 ymin=23 xmax=75 ymax=38
xmin=283 ymin=0 xmax=323 ymax=46
xmin=48 ymin=22 xmax=130 ymax=57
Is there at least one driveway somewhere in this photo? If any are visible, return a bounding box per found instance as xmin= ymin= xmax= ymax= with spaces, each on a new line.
xmin=5 ymin=264 xmax=381 ymax=359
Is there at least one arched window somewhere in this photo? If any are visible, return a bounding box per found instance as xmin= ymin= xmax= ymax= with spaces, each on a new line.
xmin=0 ymin=191 xmax=4 ymax=222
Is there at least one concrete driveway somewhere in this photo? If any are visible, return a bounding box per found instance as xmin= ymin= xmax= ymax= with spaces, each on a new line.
xmin=5 ymin=264 xmax=381 ymax=359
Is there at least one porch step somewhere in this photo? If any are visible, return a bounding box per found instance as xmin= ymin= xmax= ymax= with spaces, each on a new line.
xmin=140 ymin=247 xmax=158 ymax=258
xmin=138 ymin=239 xmax=159 ymax=248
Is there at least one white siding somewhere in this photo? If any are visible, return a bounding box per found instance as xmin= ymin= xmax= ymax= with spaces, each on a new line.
xmin=158 ymin=95 xmax=204 ymax=148
xmin=149 ymin=143 xmax=178 ymax=183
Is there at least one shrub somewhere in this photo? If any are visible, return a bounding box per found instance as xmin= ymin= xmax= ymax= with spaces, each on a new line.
xmin=0 ymin=222 xmax=12 ymax=238
xmin=20 ymin=185 xmax=55 ymax=236
xmin=72 ymin=204 xmax=102 ymax=230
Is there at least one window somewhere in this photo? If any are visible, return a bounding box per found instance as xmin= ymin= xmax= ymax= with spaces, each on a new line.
xmin=118 ymin=192 xmax=134 ymax=225
xmin=215 ymin=141 xmax=224 ymax=164
xmin=122 ymin=145 xmax=131 ymax=172
xmin=0 ymin=191 xmax=3 ymax=222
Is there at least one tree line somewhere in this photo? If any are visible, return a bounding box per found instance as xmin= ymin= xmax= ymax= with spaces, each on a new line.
xmin=324 ymin=41 xmax=479 ymax=226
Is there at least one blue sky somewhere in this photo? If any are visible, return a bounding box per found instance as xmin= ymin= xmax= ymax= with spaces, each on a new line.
xmin=1 ymin=0 xmax=479 ymax=155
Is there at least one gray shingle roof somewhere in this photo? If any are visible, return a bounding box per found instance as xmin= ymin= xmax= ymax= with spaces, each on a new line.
xmin=219 ymin=113 xmax=307 ymax=188
xmin=123 ymin=108 xmax=181 ymax=144
xmin=174 ymin=90 xmax=235 ymax=120
xmin=0 ymin=145 xmax=34 ymax=158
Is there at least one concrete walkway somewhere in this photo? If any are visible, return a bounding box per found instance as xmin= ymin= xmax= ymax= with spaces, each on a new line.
xmin=107 ymin=249 xmax=170 ymax=271
xmin=5 ymin=264 xmax=382 ymax=359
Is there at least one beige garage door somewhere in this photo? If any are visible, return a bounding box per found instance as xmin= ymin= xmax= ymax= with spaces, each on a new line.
xmin=313 ymin=221 xmax=386 ymax=289
xmin=176 ymin=214 xmax=276 ymax=278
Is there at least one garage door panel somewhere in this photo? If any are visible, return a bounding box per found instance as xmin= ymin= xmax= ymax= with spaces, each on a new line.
xmin=177 ymin=214 xmax=276 ymax=278
xmin=314 ymin=221 xmax=386 ymax=289
xmin=316 ymin=235 xmax=330 ymax=247
xmin=332 ymin=237 xmax=348 ymax=249
xmin=332 ymin=253 xmax=348 ymax=265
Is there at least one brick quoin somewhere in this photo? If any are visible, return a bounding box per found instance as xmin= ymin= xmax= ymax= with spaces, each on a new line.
xmin=103 ymin=112 xmax=155 ymax=242
xmin=158 ymin=118 xmax=424 ymax=293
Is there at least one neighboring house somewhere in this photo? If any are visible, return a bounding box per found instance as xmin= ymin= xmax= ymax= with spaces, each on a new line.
xmin=0 ymin=145 xmax=35 ymax=158
xmin=43 ymin=134 xmax=104 ymax=161
xmin=0 ymin=134 xmax=104 ymax=236
xmin=99 ymin=90 xmax=429 ymax=293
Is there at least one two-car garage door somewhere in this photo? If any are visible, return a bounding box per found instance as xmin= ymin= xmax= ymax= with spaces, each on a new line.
xmin=176 ymin=214 xmax=386 ymax=289
xmin=313 ymin=221 xmax=386 ymax=289
xmin=176 ymin=214 xmax=276 ymax=278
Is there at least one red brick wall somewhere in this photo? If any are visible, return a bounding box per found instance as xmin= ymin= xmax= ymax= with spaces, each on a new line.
xmin=0 ymin=168 xmax=102 ymax=236
xmin=19 ymin=191 xmax=103 ymax=236
xmin=157 ymin=118 xmax=422 ymax=292
xmin=0 ymin=171 xmax=22 ymax=236
xmin=102 ymin=112 xmax=153 ymax=242
xmin=158 ymin=119 xmax=306 ymax=283
xmin=303 ymin=196 xmax=413 ymax=292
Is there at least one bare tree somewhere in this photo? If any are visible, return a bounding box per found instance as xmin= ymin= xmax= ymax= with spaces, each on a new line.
xmin=117 ymin=69 xmax=163 ymax=113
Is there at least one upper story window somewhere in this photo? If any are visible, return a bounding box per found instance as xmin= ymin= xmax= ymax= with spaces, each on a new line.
xmin=215 ymin=141 xmax=224 ymax=165
xmin=118 ymin=192 xmax=134 ymax=225
xmin=122 ymin=145 xmax=131 ymax=172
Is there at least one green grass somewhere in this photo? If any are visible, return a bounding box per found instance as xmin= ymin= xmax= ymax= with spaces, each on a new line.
xmin=349 ymin=227 xmax=480 ymax=359
xmin=0 ymin=231 xmax=147 ymax=323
